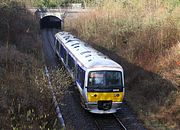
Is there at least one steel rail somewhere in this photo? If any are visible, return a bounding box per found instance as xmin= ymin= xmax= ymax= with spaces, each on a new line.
xmin=45 ymin=66 xmax=66 ymax=130
xmin=113 ymin=114 xmax=127 ymax=130
xmin=94 ymin=114 xmax=127 ymax=130
xmin=42 ymin=30 xmax=66 ymax=129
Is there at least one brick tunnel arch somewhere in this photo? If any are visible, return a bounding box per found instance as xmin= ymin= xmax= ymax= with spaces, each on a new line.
xmin=40 ymin=16 xmax=62 ymax=29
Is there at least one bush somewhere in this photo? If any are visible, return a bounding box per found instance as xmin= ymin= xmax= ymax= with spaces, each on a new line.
xmin=0 ymin=1 xmax=41 ymax=58
xmin=65 ymin=0 xmax=180 ymax=129
xmin=66 ymin=0 xmax=180 ymax=66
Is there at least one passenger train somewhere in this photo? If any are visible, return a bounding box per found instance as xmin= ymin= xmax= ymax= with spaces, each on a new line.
xmin=53 ymin=31 xmax=125 ymax=114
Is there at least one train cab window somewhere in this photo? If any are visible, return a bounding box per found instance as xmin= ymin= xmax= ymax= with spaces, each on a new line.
xmin=88 ymin=72 xmax=105 ymax=86
xmin=88 ymin=71 xmax=122 ymax=88
xmin=106 ymin=72 xmax=122 ymax=86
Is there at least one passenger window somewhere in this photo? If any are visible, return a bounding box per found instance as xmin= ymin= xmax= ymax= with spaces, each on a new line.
xmin=68 ymin=54 xmax=75 ymax=71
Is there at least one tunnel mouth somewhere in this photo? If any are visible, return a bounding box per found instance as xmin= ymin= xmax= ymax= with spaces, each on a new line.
xmin=40 ymin=16 xmax=61 ymax=29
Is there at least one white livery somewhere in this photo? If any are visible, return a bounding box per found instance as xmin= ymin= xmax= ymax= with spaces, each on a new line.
xmin=53 ymin=31 xmax=125 ymax=114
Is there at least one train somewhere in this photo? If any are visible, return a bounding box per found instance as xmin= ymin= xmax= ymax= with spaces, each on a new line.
xmin=53 ymin=31 xmax=125 ymax=114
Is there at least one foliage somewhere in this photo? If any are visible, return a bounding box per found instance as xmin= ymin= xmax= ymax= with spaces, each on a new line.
xmin=32 ymin=0 xmax=101 ymax=7
xmin=33 ymin=0 xmax=61 ymax=7
xmin=0 ymin=0 xmax=70 ymax=129
xmin=66 ymin=0 xmax=180 ymax=64
xmin=0 ymin=1 xmax=41 ymax=58
xmin=65 ymin=0 xmax=180 ymax=129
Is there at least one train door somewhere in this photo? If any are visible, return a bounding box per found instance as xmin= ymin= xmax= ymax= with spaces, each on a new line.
xmin=67 ymin=54 xmax=76 ymax=79
xmin=60 ymin=45 xmax=68 ymax=65
xmin=55 ymin=40 xmax=60 ymax=56
xmin=76 ymin=65 xmax=85 ymax=91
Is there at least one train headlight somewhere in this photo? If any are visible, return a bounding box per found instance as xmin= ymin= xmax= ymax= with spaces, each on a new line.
xmin=91 ymin=94 xmax=97 ymax=97
xmin=94 ymin=94 xmax=97 ymax=97
xmin=114 ymin=94 xmax=119 ymax=97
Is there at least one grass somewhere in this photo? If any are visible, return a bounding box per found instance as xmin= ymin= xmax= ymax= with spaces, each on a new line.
xmin=65 ymin=0 xmax=180 ymax=129
xmin=0 ymin=1 xmax=71 ymax=129
xmin=66 ymin=0 xmax=180 ymax=65
xmin=48 ymin=67 xmax=72 ymax=103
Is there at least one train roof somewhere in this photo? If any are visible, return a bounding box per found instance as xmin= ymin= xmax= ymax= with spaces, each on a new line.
xmin=55 ymin=31 xmax=123 ymax=70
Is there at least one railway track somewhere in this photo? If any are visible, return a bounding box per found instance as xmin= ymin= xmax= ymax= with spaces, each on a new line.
xmin=42 ymin=29 xmax=146 ymax=130
xmin=94 ymin=114 xmax=127 ymax=130
xmin=71 ymin=84 xmax=127 ymax=130
xmin=42 ymin=29 xmax=66 ymax=129
xmin=114 ymin=106 xmax=146 ymax=130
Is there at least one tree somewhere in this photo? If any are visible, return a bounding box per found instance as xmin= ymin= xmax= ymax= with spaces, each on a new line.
xmin=33 ymin=0 xmax=61 ymax=8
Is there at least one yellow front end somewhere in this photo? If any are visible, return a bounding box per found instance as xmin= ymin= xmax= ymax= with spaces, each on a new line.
xmin=87 ymin=92 xmax=123 ymax=102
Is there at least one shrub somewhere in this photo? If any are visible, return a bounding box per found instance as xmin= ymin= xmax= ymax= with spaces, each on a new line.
xmin=65 ymin=0 xmax=180 ymax=129
xmin=0 ymin=1 xmax=67 ymax=129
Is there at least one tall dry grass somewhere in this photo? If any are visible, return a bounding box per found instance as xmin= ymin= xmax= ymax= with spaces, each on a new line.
xmin=0 ymin=1 xmax=71 ymax=129
xmin=65 ymin=0 xmax=180 ymax=129
xmin=66 ymin=0 xmax=180 ymax=67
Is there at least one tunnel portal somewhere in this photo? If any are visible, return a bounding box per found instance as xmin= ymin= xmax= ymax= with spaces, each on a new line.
xmin=40 ymin=16 xmax=62 ymax=29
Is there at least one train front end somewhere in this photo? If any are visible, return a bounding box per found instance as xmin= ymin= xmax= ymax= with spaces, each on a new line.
xmin=84 ymin=68 xmax=125 ymax=114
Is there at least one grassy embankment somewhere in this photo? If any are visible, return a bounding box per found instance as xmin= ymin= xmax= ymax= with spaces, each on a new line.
xmin=0 ymin=1 xmax=71 ymax=129
xmin=65 ymin=0 xmax=180 ymax=129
